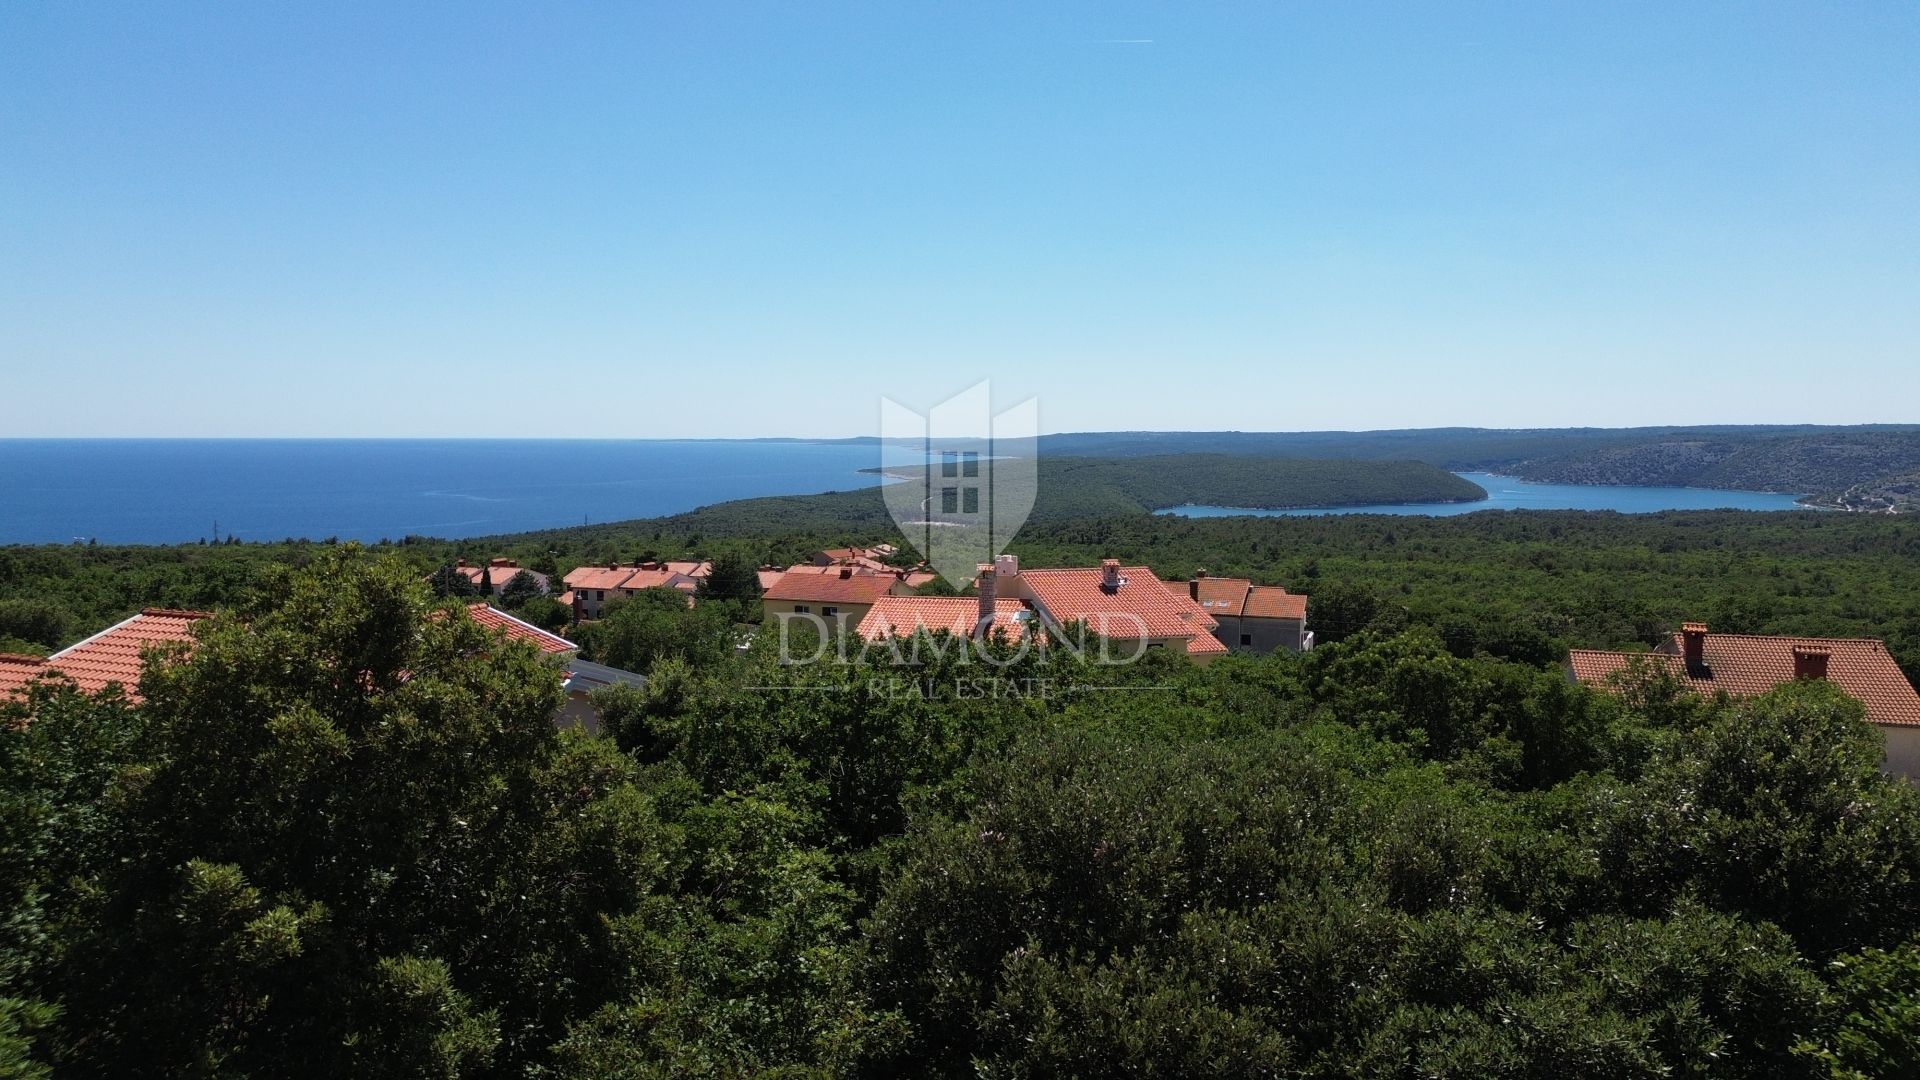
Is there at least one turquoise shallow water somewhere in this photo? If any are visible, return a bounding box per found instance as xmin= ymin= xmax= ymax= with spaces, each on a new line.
xmin=1162 ymin=472 xmax=1812 ymax=519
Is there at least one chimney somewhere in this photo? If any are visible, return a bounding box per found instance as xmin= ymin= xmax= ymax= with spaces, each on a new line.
xmin=491 ymin=558 xmax=513 ymax=568
xmin=456 ymin=558 xmax=467 ymax=568
xmin=976 ymin=564 xmax=997 ymax=638
xmin=1681 ymin=622 xmax=1708 ymax=670
xmin=1101 ymin=558 xmax=1122 ymax=590
xmin=1793 ymin=644 xmax=1830 ymax=681
xmin=995 ymin=553 xmax=1019 ymax=581
xmin=839 ymin=566 xmax=853 ymax=579
xmin=607 ymin=562 xmax=619 ymax=571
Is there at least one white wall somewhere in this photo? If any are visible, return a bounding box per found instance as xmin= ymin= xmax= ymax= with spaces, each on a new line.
xmin=1881 ymin=724 xmax=1920 ymax=780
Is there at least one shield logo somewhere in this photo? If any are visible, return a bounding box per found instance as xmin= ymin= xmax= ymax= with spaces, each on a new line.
xmin=879 ymin=382 xmax=1038 ymax=588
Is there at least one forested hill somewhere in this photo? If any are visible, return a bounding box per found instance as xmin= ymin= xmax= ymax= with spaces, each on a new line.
xmin=1036 ymin=425 xmax=1920 ymax=499
xmin=639 ymin=454 xmax=1480 ymax=536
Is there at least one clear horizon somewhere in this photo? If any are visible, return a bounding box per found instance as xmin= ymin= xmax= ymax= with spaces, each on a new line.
xmin=4 ymin=4 xmax=1917 ymax=437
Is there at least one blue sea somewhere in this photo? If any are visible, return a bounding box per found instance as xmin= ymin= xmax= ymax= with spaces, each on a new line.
xmin=0 ymin=446 xmax=1817 ymax=547
xmin=0 ymin=439 xmax=886 ymax=545
xmin=1164 ymin=471 xmax=1811 ymax=519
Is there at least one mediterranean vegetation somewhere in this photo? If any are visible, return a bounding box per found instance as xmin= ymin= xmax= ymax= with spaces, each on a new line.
xmin=6 ymin=546 xmax=1920 ymax=1076
xmin=876 ymin=454 xmax=1486 ymax=516
xmin=1036 ymin=425 xmax=1920 ymax=502
xmin=6 ymin=484 xmax=1920 ymax=1076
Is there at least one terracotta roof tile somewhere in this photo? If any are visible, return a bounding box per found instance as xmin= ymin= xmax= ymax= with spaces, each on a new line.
xmin=764 ymin=568 xmax=901 ymax=605
xmin=565 ymin=566 xmax=640 ymax=591
xmin=1571 ymin=630 xmax=1920 ymax=728
xmin=613 ymin=569 xmax=696 ymax=594
xmin=0 ymin=654 xmax=50 ymax=698
xmin=856 ymin=597 xmax=1032 ymax=641
xmin=1243 ymin=586 xmax=1308 ymax=621
xmin=1190 ymin=577 xmax=1252 ymax=617
xmin=1017 ymin=566 xmax=1218 ymax=644
xmin=4 ymin=609 xmax=212 ymax=701
xmin=464 ymin=604 xmax=577 ymax=655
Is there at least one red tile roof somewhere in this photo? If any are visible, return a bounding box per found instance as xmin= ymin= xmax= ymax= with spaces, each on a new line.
xmin=465 ymin=604 xmax=577 ymax=655
xmin=763 ymin=568 xmax=901 ymax=605
xmin=756 ymin=570 xmax=787 ymax=591
xmin=856 ymin=597 xmax=1033 ymax=642
xmin=565 ymin=565 xmax=640 ymax=591
xmin=0 ymin=654 xmax=49 ymax=699
xmin=1190 ymin=577 xmax=1252 ymax=617
xmin=1017 ymin=566 xmax=1219 ymax=653
xmin=1181 ymin=577 xmax=1308 ymax=622
xmin=564 ymin=565 xmax=695 ymax=594
xmin=614 ymin=569 xmax=697 ymax=595
xmin=1570 ymin=629 xmax=1920 ymax=728
xmin=1 ymin=609 xmax=211 ymax=702
xmin=1243 ymin=586 xmax=1308 ymax=621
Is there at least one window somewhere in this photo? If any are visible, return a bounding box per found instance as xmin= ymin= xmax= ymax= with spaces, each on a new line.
xmin=941 ymin=486 xmax=959 ymax=513
xmin=794 ymin=605 xmax=811 ymax=614
xmin=822 ymin=606 xmax=839 ymax=617
xmin=595 ymin=590 xmax=605 ymax=601
xmin=962 ymin=450 xmax=979 ymax=477
xmin=941 ymin=451 xmax=959 ymax=477
xmin=962 ymin=487 xmax=979 ymax=514
xmin=1240 ymin=634 xmax=1253 ymax=646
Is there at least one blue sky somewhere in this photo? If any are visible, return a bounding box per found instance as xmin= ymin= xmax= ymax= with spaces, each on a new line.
xmin=3 ymin=3 xmax=1915 ymax=437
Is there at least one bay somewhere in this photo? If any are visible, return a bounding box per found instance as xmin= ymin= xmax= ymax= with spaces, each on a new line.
xmin=1163 ymin=471 xmax=1811 ymax=518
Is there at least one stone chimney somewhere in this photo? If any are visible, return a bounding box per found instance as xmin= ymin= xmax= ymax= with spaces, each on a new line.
xmin=1793 ymin=644 xmax=1830 ymax=680
xmin=1681 ymin=622 xmax=1708 ymax=670
xmin=1101 ymin=558 xmax=1122 ymax=590
xmin=1190 ymin=568 xmax=1208 ymax=601
xmin=976 ymin=564 xmax=997 ymax=638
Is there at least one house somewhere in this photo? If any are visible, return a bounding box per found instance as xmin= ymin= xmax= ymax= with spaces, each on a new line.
xmin=0 ymin=608 xmax=212 ymax=702
xmin=444 ymin=558 xmax=549 ymax=597
xmin=441 ymin=604 xmax=649 ymax=732
xmin=562 ymin=563 xmax=698 ymax=620
xmin=761 ymin=566 xmax=911 ymax=631
xmin=1569 ymin=621 xmax=1920 ymax=776
xmin=808 ymin=545 xmax=931 ymax=584
xmin=2 ymin=603 xmax=643 ymax=735
xmin=989 ymin=556 xmax=1227 ymax=663
xmin=856 ymin=594 xmax=1035 ymax=644
xmin=1183 ymin=570 xmax=1313 ymax=653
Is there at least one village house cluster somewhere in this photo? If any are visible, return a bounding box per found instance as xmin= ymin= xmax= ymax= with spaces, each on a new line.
xmin=8 ymin=541 xmax=1920 ymax=780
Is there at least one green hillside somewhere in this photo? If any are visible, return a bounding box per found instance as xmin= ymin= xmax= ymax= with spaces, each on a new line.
xmin=1035 ymin=425 xmax=1920 ymax=499
xmin=551 ymin=455 xmax=1483 ymax=540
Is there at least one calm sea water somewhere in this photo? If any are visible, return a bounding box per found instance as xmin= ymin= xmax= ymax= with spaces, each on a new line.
xmin=1 ymin=447 xmax=1816 ymax=547
xmin=0 ymin=439 xmax=885 ymax=545
xmin=1164 ymin=471 xmax=1811 ymax=519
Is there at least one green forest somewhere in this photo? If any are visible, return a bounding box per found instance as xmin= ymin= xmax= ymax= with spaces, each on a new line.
xmin=6 ymin=505 xmax=1920 ymax=681
xmin=1035 ymin=426 xmax=1920 ymax=502
xmin=6 ymin=495 xmax=1920 ymax=1076
xmin=7 ymin=546 xmax=1920 ymax=1077
xmin=873 ymin=455 xmax=1485 ymax=517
